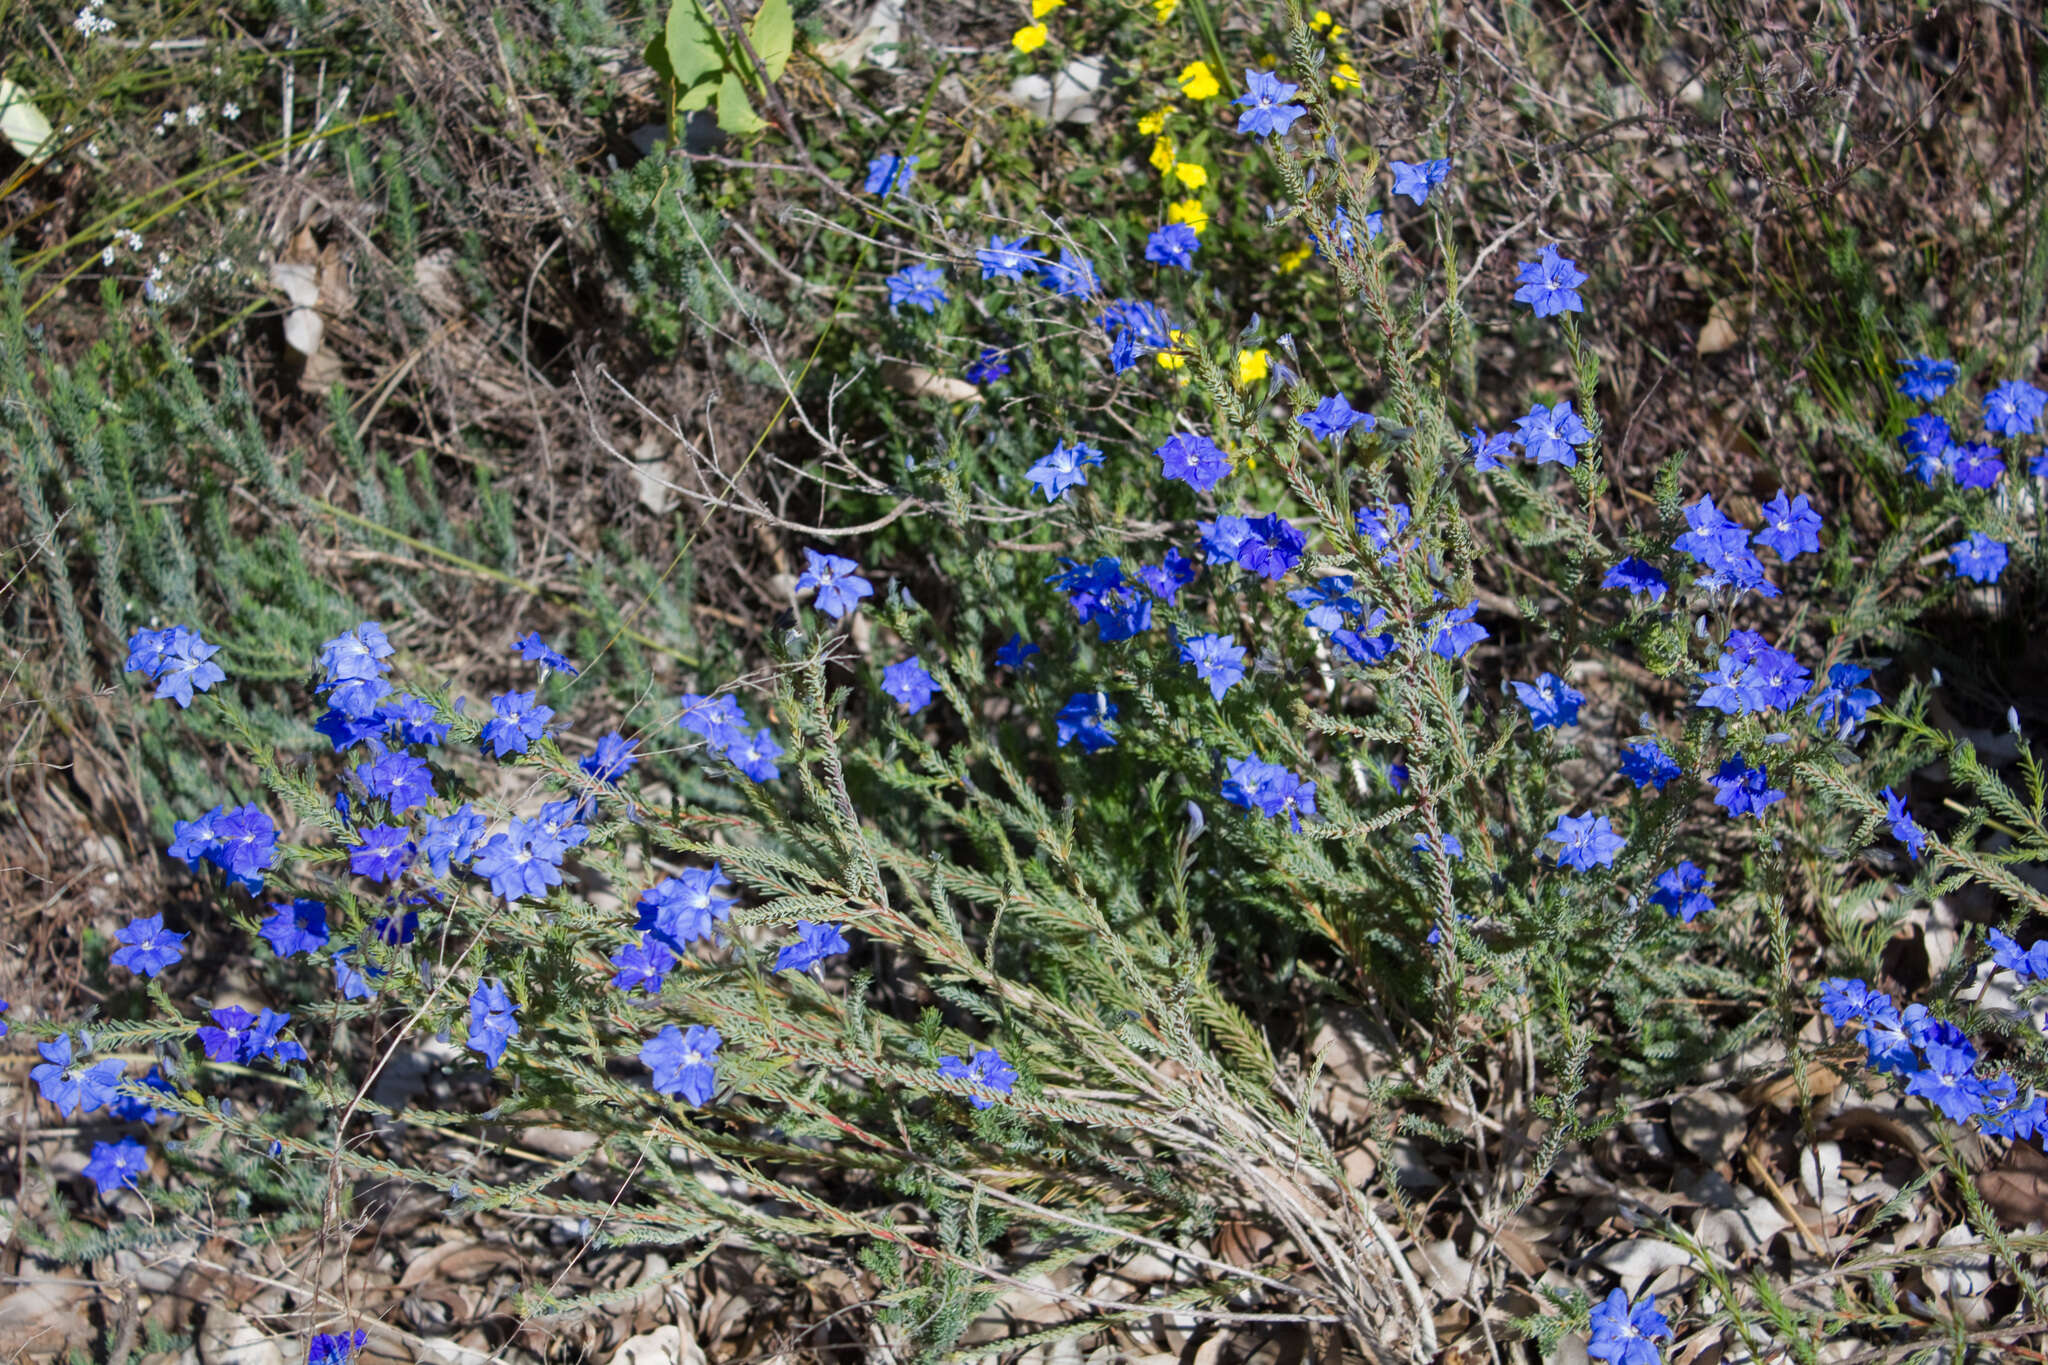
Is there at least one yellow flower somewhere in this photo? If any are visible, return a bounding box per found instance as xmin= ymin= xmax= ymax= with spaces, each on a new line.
xmin=1012 ymin=23 xmax=1047 ymax=52
xmin=1149 ymin=136 xmax=1177 ymax=174
xmin=1176 ymin=60 xmax=1220 ymax=101
xmin=1279 ymin=244 xmax=1312 ymax=273
xmin=1137 ymin=107 xmax=1171 ymax=136
xmin=1166 ymin=197 xmax=1209 ymax=233
xmin=1311 ymin=9 xmax=1333 ymax=29
xmin=1327 ymin=24 xmax=1346 ymax=40
xmin=1236 ymin=348 xmax=1271 ymax=385
xmin=1331 ymin=61 xmax=1359 ymax=91
xmin=1157 ymin=330 xmax=1186 ymax=370
xmin=1171 ymin=161 xmax=1208 ymax=190
xmin=1153 ymin=0 xmax=1179 ymax=18
xmin=1031 ymin=0 xmax=1064 ymax=14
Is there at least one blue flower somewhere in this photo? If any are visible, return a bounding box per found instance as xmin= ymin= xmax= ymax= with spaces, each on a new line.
xmin=1389 ymin=157 xmax=1452 ymax=205
xmin=1038 ymin=247 xmax=1101 ymax=298
xmin=1201 ymin=514 xmax=1255 ymax=564
xmin=1907 ymin=1043 xmax=1991 ymax=1123
xmin=774 ymin=920 xmax=851 ymax=973
xmin=1136 ymin=548 xmax=1196 ymax=603
xmin=936 ymin=1047 xmax=1018 ymax=1109
xmin=1618 ymin=739 xmax=1681 ymax=792
xmin=995 ymin=633 xmax=1039 ymax=670
xmin=1411 ymin=831 xmax=1464 ymax=864
xmin=260 ymin=899 xmax=329 ymax=958
xmin=1429 ymin=603 xmax=1488 ymax=660
xmin=1988 ymin=929 xmax=2048 ymax=982
xmin=467 ymin=978 xmax=520 ymax=1069
xmin=1511 ymin=672 xmax=1584 ymax=730
xmin=1232 ymin=69 xmax=1307 ymax=138
xmin=1354 ymin=502 xmax=1411 ymax=561
xmin=1899 ymin=412 xmax=1950 ymax=460
xmin=1894 ymin=355 xmax=1957 ymax=402
xmin=332 ymin=947 xmax=381 ymax=1000
xmin=197 ymin=1006 xmax=257 ymax=1062
xmin=1220 ymin=755 xmax=1317 ymax=830
xmin=350 ymin=825 xmax=415 ymax=882
xmin=168 ymin=806 xmax=224 ymax=871
xmin=1144 ymin=222 xmax=1201 ymax=270
xmin=1650 ymin=861 xmax=1716 ymax=922
xmin=1602 ymin=556 xmax=1668 ymax=601
xmin=374 ymin=908 xmax=422 ymax=946
xmin=473 ymin=828 xmax=562 ymax=902
xmin=638 ymin=866 xmax=734 ymax=948
xmin=511 ymin=631 xmax=577 ymax=676
xmin=1333 ymin=610 xmax=1398 ymax=664
xmin=796 ymin=548 xmax=876 ymax=620
xmin=84 ymin=1138 xmax=149 ymax=1198
xmin=31 ymin=1034 xmax=124 ymax=1117
xmin=1467 ymin=427 xmax=1513 ymax=470
xmin=380 ymin=694 xmax=450 ymax=746
xmin=1512 ymin=243 xmax=1587 ymax=318
xmin=1511 ymin=400 xmax=1592 ymax=467
xmin=642 ymin=1023 xmax=721 ymax=1105
xmin=124 ymin=626 xmax=181 ymax=679
xmin=1026 ymin=439 xmax=1105 ymax=502
xmin=1298 ymin=393 xmax=1375 ymax=443
xmin=862 ymin=152 xmax=916 ymax=196
xmin=1156 ymin=432 xmax=1232 ymax=491
xmin=1882 ymin=786 xmax=1927 ymax=860
xmin=1317 ymin=204 xmax=1381 ymax=257
xmin=882 ymin=657 xmax=938 ymax=714
xmin=977 ymin=234 xmax=1037 ymax=282
xmin=1586 ymin=1288 xmax=1670 ymax=1365
xmin=357 ymin=751 xmax=434 ymax=812
xmin=319 ymin=622 xmax=394 ymax=682
xmin=482 ymin=691 xmax=552 ymax=758
xmin=610 ymin=934 xmax=677 ymax=995
xmin=1179 ymin=633 xmax=1247 ymax=701
xmin=308 ymin=1332 xmax=367 ymax=1365
xmin=1819 ymin=977 xmax=1883 ymax=1026
xmin=1289 ymin=576 xmax=1361 ymax=632
xmin=111 ymin=913 xmax=186 ymax=977
xmin=1804 ymin=664 xmax=1879 ymax=741
xmin=1950 ymin=442 xmax=2005 ymax=490
xmin=1055 ymin=692 xmax=1118 ymax=752
xmin=886 ymin=263 xmax=948 ymax=314
xmin=1545 ymin=812 xmax=1624 ymax=872
xmin=964 ymin=347 xmax=1011 ymax=385
xmin=581 ymin=732 xmax=641 ymax=785
xmin=97 ymin=1064 xmax=168 ymax=1127
xmin=1235 ymin=513 xmax=1307 ymax=580
xmin=1673 ymin=495 xmax=1776 ymax=597
xmin=128 ymin=625 xmax=226 ymax=706
xmin=679 ymin=692 xmax=748 ymax=750
xmin=1948 ymin=532 xmax=2008 ymax=584
xmin=1984 ymin=379 xmax=2047 ymax=438
xmin=730 ymin=728 xmax=785 ymax=782
xmin=1707 ymin=754 xmax=1784 ymax=820
xmin=1754 ymin=490 xmax=1822 ymax=560
xmin=420 ymin=804 xmax=486 ymax=877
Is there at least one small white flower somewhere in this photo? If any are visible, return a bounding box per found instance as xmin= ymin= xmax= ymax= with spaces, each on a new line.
xmin=122 ymin=230 xmax=143 ymax=251
xmin=221 ymin=101 xmax=241 ymax=122
xmin=183 ymin=103 xmax=206 ymax=126
xmin=100 ymin=246 xmax=115 ymax=267
xmin=85 ymin=140 xmax=101 ymax=157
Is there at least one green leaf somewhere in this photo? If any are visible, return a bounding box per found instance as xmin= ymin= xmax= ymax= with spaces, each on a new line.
xmin=716 ymin=73 xmax=767 ymax=134
xmin=664 ymin=0 xmax=723 ymax=91
xmin=747 ymin=0 xmax=794 ymax=82
xmin=677 ymin=78 xmax=719 ymax=113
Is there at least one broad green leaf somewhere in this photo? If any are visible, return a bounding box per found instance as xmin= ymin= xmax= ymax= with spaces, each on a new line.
xmin=715 ymin=73 xmax=766 ymax=134
xmin=664 ymin=0 xmax=723 ymax=91
xmin=678 ymin=78 xmax=719 ymax=113
xmin=747 ymin=0 xmax=794 ymax=82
